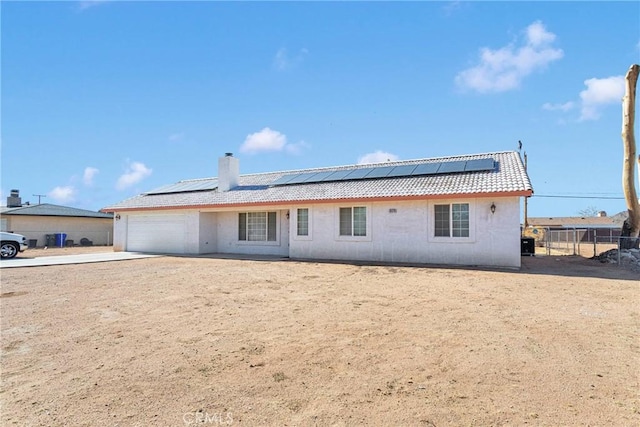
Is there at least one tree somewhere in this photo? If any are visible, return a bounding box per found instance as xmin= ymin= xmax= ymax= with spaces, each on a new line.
xmin=578 ymin=206 xmax=600 ymax=217
xmin=620 ymin=64 xmax=640 ymax=249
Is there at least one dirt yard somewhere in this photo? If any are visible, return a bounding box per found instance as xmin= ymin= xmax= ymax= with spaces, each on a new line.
xmin=1 ymin=248 xmax=638 ymax=426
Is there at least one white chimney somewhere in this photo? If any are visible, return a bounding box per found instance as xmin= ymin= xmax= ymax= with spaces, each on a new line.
xmin=218 ymin=153 xmax=239 ymax=192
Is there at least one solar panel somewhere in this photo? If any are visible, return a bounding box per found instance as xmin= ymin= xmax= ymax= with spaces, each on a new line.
xmin=438 ymin=160 xmax=467 ymax=173
xmin=189 ymin=181 xmax=217 ymax=191
xmin=465 ymin=158 xmax=495 ymax=172
xmin=411 ymin=162 xmax=441 ymax=176
xmin=365 ymin=166 xmax=395 ymax=179
xmin=269 ymin=174 xmax=301 ymax=186
xmin=319 ymin=169 xmax=353 ymax=182
xmin=343 ymin=167 xmax=376 ymax=180
xmin=146 ymin=183 xmax=179 ymax=194
xmin=386 ymin=165 xmax=418 ymax=177
xmin=268 ymin=157 xmax=498 ymax=186
xmin=302 ymin=171 xmax=335 ymax=182
xmin=286 ymin=172 xmax=320 ymax=185
xmin=145 ymin=179 xmax=218 ymax=195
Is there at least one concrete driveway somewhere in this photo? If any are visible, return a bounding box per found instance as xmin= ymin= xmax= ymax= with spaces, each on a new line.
xmin=0 ymin=252 xmax=161 ymax=268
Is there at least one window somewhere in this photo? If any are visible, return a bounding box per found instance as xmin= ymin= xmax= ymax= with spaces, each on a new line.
xmin=297 ymin=208 xmax=309 ymax=236
xmin=434 ymin=203 xmax=469 ymax=237
xmin=339 ymin=207 xmax=367 ymax=237
xmin=434 ymin=205 xmax=450 ymax=237
xmin=452 ymin=203 xmax=470 ymax=237
xmin=238 ymin=212 xmax=277 ymax=241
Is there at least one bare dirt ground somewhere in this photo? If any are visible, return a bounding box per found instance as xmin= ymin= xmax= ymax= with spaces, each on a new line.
xmin=544 ymin=243 xmax=619 ymax=259
xmin=1 ymin=248 xmax=638 ymax=426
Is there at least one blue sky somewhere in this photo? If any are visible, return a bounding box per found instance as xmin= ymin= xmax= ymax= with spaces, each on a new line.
xmin=2 ymin=1 xmax=639 ymax=218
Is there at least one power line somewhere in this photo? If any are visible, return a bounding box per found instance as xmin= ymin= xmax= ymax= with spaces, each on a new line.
xmin=533 ymin=194 xmax=625 ymax=200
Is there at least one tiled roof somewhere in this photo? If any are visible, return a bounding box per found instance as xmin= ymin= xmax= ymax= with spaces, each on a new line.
xmin=102 ymin=151 xmax=533 ymax=212
xmin=0 ymin=203 xmax=113 ymax=219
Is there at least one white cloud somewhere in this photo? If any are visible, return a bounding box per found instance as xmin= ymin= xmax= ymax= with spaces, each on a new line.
xmin=48 ymin=186 xmax=76 ymax=204
xmin=116 ymin=161 xmax=152 ymax=190
xmin=455 ymin=21 xmax=564 ymax=93
xmin=168 ymin=132 xmax=185 ymax=142
xmin=442 ymin=1 xmax=463 ymax=16
xmin=579 ymin=76 xmax=625 ymax=121
xmin=285 ymin=140 xmax=311 ymax=155
xmin=77 ymin=1 xmax=109 ymax=11
xmin=542 ymin=101 xmax=575 ymax=112
xmin=240 ymin=127 xmax=288 ymax=154
xmin=83 ymin=167 xmax=99 ymax=186
xmin=358 ymin=151 xmax=399 ymax=165
xmin=273 ymin=47 xmax=308 ymax=71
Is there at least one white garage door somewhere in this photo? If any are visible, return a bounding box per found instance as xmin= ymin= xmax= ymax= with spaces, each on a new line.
xmin=127 ymin=215 xmax=187 ymax=254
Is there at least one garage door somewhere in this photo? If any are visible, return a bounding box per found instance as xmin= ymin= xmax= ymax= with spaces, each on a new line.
xmin=127 ymin=215 xmax=187 ymax=254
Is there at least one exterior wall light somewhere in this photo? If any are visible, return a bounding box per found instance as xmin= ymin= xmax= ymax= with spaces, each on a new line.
xmin=115 ymin=214 xmax=121 ymax=221
xmin=490 ymin=203 xmax=496 ymax=214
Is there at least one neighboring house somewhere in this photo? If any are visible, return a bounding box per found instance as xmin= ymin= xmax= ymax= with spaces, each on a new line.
xmin=102 ymin=151 xmax=533 ymax=268
xmin=525 ymin=211 xmax=627 ymax=245
xmin=0 ymin=196 xmax=114 ymax=247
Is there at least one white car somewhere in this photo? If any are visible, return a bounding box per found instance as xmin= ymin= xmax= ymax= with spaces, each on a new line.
xmin=1 ymin=231 xmax=28 ymax=259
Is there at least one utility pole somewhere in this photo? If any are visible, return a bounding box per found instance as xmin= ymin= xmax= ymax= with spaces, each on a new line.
xmin=33 ymin=194 xmax=46 ymax=204
xmin=523 ymin=151 xmax=529 ymax=230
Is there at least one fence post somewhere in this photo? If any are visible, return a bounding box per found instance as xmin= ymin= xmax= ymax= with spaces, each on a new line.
xmin=618 ymin=236 xmax=621 ymax=266
xmin=545 ymin=227 xmax=550 ymax=255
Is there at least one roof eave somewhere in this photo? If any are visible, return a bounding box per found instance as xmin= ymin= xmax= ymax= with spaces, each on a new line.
xmin=103 ymin=190 xmax=532 ymax=213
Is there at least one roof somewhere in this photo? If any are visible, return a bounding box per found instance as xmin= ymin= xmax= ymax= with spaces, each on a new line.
xmin=528 ymin=212 xmax=627 ymax=229
xmin=0 ymin=203 xmax=114 ymax=219
xmin=102 ymin=151 xmax=533 ymax=212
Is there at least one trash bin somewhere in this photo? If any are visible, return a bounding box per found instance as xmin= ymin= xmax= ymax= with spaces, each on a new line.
xmin=54 ymin=233 xmax=67 ymax=248
xmin=521 ymin=237 xmax=535 ymax=256
xmin=45 ymin=234 xmax=55 ymax=247
xmin=28 ymin=239 xmax=37 ymax=248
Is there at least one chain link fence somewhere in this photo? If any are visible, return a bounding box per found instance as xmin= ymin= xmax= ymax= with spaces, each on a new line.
xmin=542 ymin=228 xmax=638 ymax=259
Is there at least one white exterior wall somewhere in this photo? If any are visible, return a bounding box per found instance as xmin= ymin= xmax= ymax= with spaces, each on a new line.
xmin=113 ymin=197 xmax=521 ymax=268
xmin=214 ymin=210 xmax=289 ymax=257
xmin=199 ymin=212 xmax=218 ymax=253
xmin=114 ymin=208 xmax=290 ymax=257
xmin=289 ymin=197 xmax=522 ymax=268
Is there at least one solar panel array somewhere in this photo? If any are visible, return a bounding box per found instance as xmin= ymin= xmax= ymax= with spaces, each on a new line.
xmin=145 ymin=179 xmax=218 ymax=195
xmin=270 ymin=158 xmax=495 ymax=187
xmin=144 ymin=158 xmax=496 ymax=194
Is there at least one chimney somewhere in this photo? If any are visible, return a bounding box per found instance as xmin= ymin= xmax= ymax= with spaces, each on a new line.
xmin=218 ymin=153 xmax=239 ymax=192
xmin=7 ymin=189 xmax=22 ymax=208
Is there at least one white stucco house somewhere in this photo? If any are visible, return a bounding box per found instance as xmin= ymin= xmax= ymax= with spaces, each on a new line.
xmin=102 ymin=151 xmax=533 ymax=268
